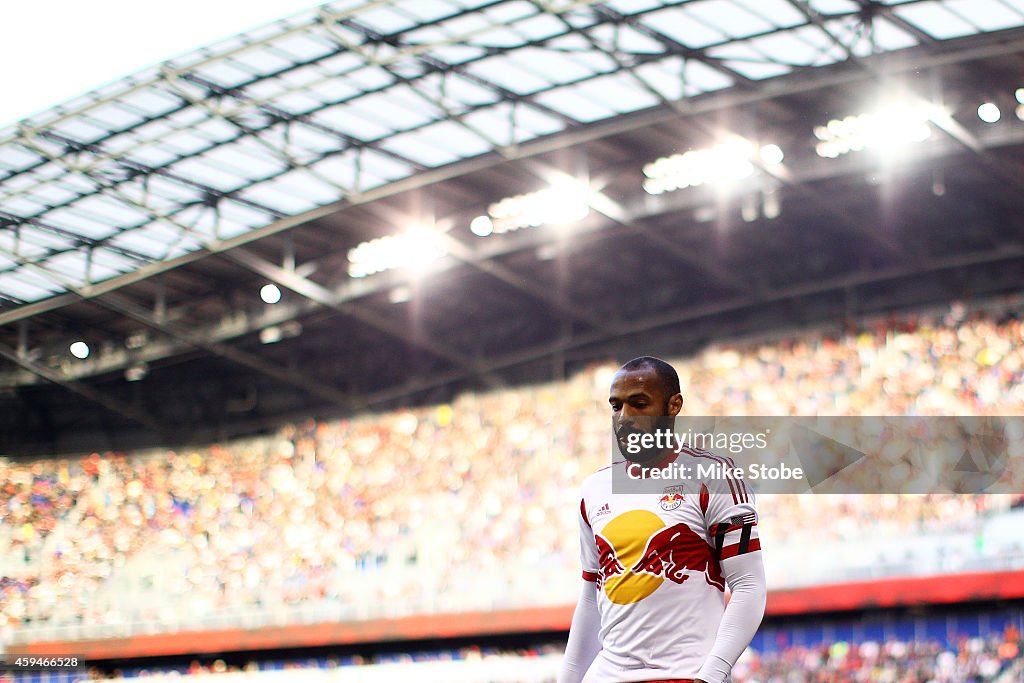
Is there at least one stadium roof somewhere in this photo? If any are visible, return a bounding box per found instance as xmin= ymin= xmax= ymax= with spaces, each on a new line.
xmin=2 ymin=0 xmax=1024 ymax=454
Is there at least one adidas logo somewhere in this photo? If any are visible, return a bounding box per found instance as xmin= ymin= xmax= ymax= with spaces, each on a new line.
xmin=593 ymin=502 xmax=611 ymax=519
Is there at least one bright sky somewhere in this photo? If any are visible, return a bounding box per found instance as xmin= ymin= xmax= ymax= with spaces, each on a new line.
xmin=0 ymin=0 xmax=326 ymax=128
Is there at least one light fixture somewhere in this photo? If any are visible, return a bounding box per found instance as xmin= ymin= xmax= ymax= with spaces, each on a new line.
xmin=1017 ymin=104 xmax=1024 ymax=122
xmin=814 ymin=100 xmax=939 ymax=158
xmin=259 ymin=321 xmax=301 ymax=344
xmin=260 ymin=283 xmax=282 ymax=304
xmin=760 ymin=144 xmax=784 ymax=166
xmin=469 ymin=216 xmax=493 ymax=237
xmin=347 ymin=227 xmax=447 ymax=278
xmin=1016 ymin=88 xmax=1024 ymax=104
xmin=642 ymin=138 xmax=765 ymax=195
xmin=69 ymin=341 xmax=90 ymax=359
xmin=389 ymin=286 xmax=412 ymax=304
xmin=125 ymin=363 xmax=148 ymax=382
xmin=977 ymin=102 xmax=1000 ymax=123
xmin=484 ymin=179 xmax=590 ymax=234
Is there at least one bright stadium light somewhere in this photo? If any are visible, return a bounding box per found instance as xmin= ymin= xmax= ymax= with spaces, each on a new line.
xmin=814 ymin=100 xmax=940 ymax=158
xmin=642 ymin=138 xmax=766 ymax=195
xmin=470 ymin=215 xmax=493 ymax=237
xmin=260 ymin=283 xmax=282 ymax=304
xmin=760 ymin=144 xmax=784 ymax=166
xmin=69 ymin=341 xmax=90 ymax=359
xmin=347 ymin=227 xmax=447 ymax=278
xmin=977 ymin=102 xmax=1001 ymax=123
xmin=485 ymin=179 xmax=590 ymax=234
xmin=1017 ymin=88 xmax=1024 ymax=104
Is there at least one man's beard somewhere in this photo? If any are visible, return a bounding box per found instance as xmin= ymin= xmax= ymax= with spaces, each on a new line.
xmin=614 ymin=410 xmax=675 ymax=464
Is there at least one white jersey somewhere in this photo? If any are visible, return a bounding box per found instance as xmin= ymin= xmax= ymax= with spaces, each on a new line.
xmin=577 ymin=446 xmax=761 ymax=683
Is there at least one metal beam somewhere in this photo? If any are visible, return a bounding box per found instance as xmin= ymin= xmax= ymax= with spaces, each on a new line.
xmin=0 ymin=342 xmax=166 ymax=435
xmin=222 ymin=248 xmax=502 ymax=381
xmin=3 ymin=29 xmax=1023 ymax=330
xmin=356 ymin=243 xmax=1024 ymax=408
xmin=93 ymin=292 xmax=357 ymax=409
xmin=5 ymin=122 xmax=1024 ymax=388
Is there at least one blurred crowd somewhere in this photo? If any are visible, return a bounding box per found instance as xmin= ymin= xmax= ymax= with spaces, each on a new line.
xmin=734 ymin=629 xmax=1024 ymax=682
xmin=2 ymin=301 xmax=1023 ymax=639
xmin=72 ymin=630 xmax=1024 ymax=682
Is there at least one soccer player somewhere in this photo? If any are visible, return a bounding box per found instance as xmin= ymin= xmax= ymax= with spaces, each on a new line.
xmin=558 ymin=356 xmax=766 ymax=683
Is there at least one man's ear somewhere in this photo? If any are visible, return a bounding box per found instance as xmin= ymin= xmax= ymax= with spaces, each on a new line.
xmin=668 ymin=393 xmax=683 ymax=417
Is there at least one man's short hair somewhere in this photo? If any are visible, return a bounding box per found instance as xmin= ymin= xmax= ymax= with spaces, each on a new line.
xmin=619 ymin=356 xmax=681 ymax=397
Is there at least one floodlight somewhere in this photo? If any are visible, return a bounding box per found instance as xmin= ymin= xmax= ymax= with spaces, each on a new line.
xmin=487 ymin=180 xmax=590 ymax=233
xmin=760 ymin=144 xmax=784 ymax=166
xmin=643 ymin=138 xmax=764 ymax=195
xmin=70 ymin=341 xmax=90 ymax=359
xmin=470 ymin=216 xmax=493 ymax=237
xmin=347 ymin=227 xmax=447 ymax=278
xmin=977 ymin=102 xmax=1000 ymax=123
xmin=260 ymin=283 xmax=282 ymax=304
xmin=814 ymin=100 xmax=939 ymax=158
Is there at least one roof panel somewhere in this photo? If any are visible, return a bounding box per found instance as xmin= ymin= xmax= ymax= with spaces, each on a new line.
xmin=733 ymin=0 xmax=806 ymax=28
xmin=402 ymin=0 xmax=460 ymax=23
xmin=587 ymin=24 xmax=667 ymax=54
xmin=237 ymin=182 xmax=317 ymax=215
xmin=1 ymin=196 xmax=48 ymax=216
xmin=895 ymin=1 xmax=979 ymax=39
xmin=634 ymin=58 xmax=686 ymax=101
xmin=43 ymin=208 xmax=120 ymax=240
xmin=0 ymin=144 xmax=43 ymax=172
xmin=946 ymin=0 xmax=1024 ymax=30
xmin=195 ymin=60 xmax=258 ymax=89
xmin=746 ymin=27 xmax=845 ymax=67
xmin=0 ymin=269 xmax=62 ymax=302
xmin=570 ymin=72 xmax=662 ymax=113
xmin=125 ymin=142 xmax=182 ymax=167
xmin=230 ymin=48 xmax=297 ymax=79
xmin=168 ymin=156 xmax=251 ymax=193
xmin=641 ymin=6 xmax=728 ymax=48
xmin=269 ymin=33 xmax=338 ymax=62
xmin=0 ymin=229 xmax=49 ymax=261
xmin=510 ymin=13 xmax=567 ymax=41
xmin=356 ymin=5 xmax=423 ymax=34
xmin=871 ymin=16 xmax=920 ymax=50
xmin=18 ymin=225 xmax=77 ymax=252
xmin=42 ymin=251 xmax=90 ymax=285
xmin=807 ymin=0 xmax=860 ymax=12
xmin=312 ymin=103 xmax=394 ymax=140
xmin=0 ymin=0 xmax=1015 ymax=311
xmin=532 ymin=85 xmax=617 ymax=123
xmin=86 ymin=104 xmax=145 ymax=131
xmin=684 ymin=59 xmax=736 ymax=93
xmin=683 ymin=0 xmax=776 ymax=39
xmin=346 ymin=89 xmax=438 ymax=131
xmin=377 ymin=129 xmax=462 ymax=167
xmin=605 ymin=0 xmax=666 ymax=14
xmin=467 ymin=55 xmax=554 ymax=95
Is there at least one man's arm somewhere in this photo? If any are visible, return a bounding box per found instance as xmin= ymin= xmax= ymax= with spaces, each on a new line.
xmin=560 ymin=496 xmax=603 ymax=683
xmin=694 ymin=551 xmax=767 ymax=683
xmin=558 ymin=580 xmax=602 ymax=683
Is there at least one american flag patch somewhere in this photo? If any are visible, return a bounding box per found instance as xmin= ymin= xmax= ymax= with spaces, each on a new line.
xmin=730 ymin=513 xmax=757 ymax=526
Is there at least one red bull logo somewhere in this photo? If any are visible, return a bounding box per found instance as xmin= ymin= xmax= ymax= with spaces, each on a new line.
xmin=632 ymin=523 xmax=725 ymax=590
xmin=594 ymin=510 xmax=724 ymax=604
xmin=594 ymin=533 xmax=625 ymax=585
xmin=659 ymin=486 xmax=685 ymax=511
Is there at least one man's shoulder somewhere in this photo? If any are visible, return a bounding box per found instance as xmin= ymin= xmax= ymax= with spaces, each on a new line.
xmin=580 ymin=460 xmax=626 ymax=489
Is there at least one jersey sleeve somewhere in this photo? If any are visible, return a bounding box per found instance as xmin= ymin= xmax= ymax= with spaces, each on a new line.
xmin=699 ymin=454 xmax=761 ymax=562
xmin=578 ymin=497 xmax=600 ymax=582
